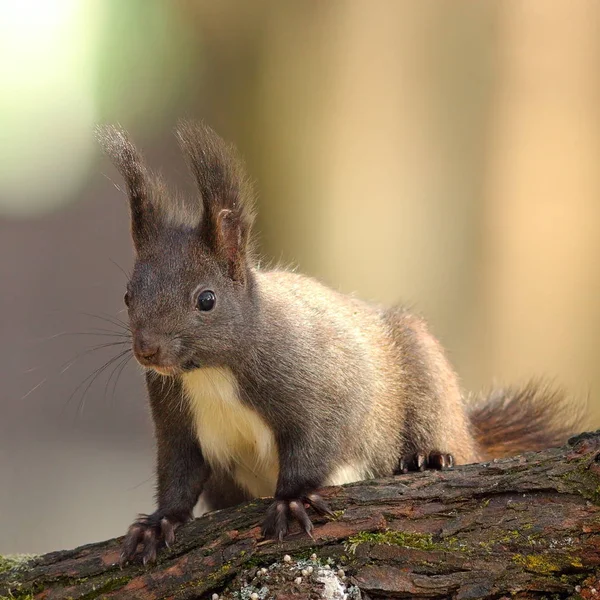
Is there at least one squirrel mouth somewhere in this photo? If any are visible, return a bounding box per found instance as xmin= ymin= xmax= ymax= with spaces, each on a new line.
xmin=149 ymin=360 xmax=200 ymax=376
xmin=150 ymin=365 xmax=179 ymax=377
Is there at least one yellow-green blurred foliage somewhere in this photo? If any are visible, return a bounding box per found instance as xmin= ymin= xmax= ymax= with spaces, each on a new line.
xmin=1 ymin=0 xmax=599 ymax=553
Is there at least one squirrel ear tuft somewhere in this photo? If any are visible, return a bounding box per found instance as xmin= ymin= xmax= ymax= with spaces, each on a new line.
xmin=175 ymin=120 xmax=255 ymax=282
xmin=95 ymin=124 xmax=158 ymax=251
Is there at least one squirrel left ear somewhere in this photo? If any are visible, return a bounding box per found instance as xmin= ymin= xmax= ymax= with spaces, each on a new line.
xmin=96 ymin=124 xmax=160 ymax=254
xmin=175 ymin=120 xmax=255 ymax=283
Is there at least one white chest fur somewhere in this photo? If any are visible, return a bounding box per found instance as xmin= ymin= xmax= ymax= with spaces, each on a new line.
xmin=181 ymin=367 xmax=279 ymax=498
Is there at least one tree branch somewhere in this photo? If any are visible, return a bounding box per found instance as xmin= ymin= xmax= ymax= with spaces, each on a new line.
xmin=2 ymin=431 xmax=600 ymax=599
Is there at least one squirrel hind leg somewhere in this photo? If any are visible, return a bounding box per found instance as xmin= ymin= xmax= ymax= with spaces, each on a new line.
xmin=395 ymin=450 xmax=455 ymax=474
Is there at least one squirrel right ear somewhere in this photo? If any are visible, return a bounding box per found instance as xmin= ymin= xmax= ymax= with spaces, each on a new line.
xmin=95 ymin=125 xmax=158 ymax=252
xmin=175 ymin=121 xmax=255 ymax=282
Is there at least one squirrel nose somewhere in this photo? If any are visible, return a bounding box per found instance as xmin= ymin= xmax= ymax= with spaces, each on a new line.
xmin=133 ymin=333 xmax=162 ymax=363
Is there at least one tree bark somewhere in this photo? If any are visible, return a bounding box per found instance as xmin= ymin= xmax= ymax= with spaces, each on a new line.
xmin=2 ymin=431 xmax=600 ymax=600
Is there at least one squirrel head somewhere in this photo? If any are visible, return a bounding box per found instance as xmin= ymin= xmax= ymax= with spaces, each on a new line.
xmin=97 ymin=121 xmax=256 ymax=375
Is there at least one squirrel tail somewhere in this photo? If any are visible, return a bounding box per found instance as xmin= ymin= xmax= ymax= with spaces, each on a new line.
xmin=468 ymin=381 xmax=587 ymax=460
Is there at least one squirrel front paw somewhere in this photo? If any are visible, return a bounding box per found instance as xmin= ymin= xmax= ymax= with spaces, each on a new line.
xmin=261 ymin=494 xmax=334 ymax=541
xmin=396 ymin=450 xmax=454 ymax=474
xmin=120 ymin=511 xmax=187 ymax=565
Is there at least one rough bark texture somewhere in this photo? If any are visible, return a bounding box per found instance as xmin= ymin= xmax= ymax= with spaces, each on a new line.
xmin=3 ymin=431 xmax=600 ymax=600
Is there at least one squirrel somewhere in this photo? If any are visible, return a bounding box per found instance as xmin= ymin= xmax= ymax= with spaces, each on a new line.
xmin=96 ymin=121 xmax=584 ymax=565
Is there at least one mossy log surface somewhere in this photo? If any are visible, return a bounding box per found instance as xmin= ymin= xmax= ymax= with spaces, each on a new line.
xmin=3 ymin=432 xmax=600 ymax=600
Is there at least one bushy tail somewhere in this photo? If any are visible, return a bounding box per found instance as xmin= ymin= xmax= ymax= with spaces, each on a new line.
xmin=469 ymin=381 xmax=587 ymax=460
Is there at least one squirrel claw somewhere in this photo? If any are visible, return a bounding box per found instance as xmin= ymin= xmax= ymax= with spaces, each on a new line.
xmin=262 ymin=494 xmax=332 ymax=541
xmin=396 ymin=450 xmax=454 ymax=474
xmin=120 ymin=513 xmax=180 ymax=565
xmin=428 ymin=451 xmax=454 ymax=469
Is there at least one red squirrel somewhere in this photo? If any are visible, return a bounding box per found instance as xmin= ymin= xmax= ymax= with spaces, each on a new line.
xmin=96 ymin=122 xmax=583 ymax=564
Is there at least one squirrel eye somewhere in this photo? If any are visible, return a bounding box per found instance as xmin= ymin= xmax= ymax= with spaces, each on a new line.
xmin=124 ymin=291 xmax=131 ymax=307
xmin=197 ymin=290 xmax=216 ymax=312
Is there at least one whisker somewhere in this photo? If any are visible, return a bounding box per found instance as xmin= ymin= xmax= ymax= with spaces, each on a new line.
xmin=73 ymin=311 xmax=131 ymax=332
xmin=128 ymin=475 xmax=155 ymax=491
xmin=178 ymin=386 xmax=185 ymax=414
xmin=112 ymin=353 xmax=134 ymax=400
xmin=21 ymin=378 xmax=48 ymax=401
xmin=105 ymin=351 xmax=133 ymax=405
xmin=75 ymin=349 xmax=132 ymax=418
xmin=58 ymin=341 xmax=131 ymax=376
xmin=108 ymin=257 xmax=131 ymax=280
xmin=40 ymin=331 xmax=131 ymax=342
xmin=62 ymin=349 xmax=131 ymax=418
xmin=87 ymin=327 xmax=131 ymax=337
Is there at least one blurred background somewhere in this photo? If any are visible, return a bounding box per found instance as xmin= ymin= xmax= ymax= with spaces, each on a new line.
xmin=1 ymin=0 xmax=599 ymax=554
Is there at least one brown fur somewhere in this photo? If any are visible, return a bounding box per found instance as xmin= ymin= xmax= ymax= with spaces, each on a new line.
xmin=383 ymin=308 xmax=480 ymax=465
xmin=469 ymin=382 xmax=587 ymax=460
